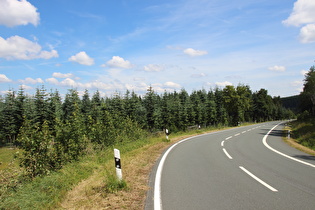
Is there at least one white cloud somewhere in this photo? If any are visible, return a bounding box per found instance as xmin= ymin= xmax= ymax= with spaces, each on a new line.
xmin=268 ymin=65 xmax=286 ymax=72
xmin=60 ymin=78 xmax=77 ymax=87
xmin=46 ymin=78 xmax=59 ymax=85
xmin=183 ymin=48 xmax=208 ymax=57
xmin=282 ymin=0 xmax=315 ymax=27
xmin=215 ymin=81 xmax=233 ymax=87
xmin=52 ymin=72 xmax=75 ymax=79
xmin=291 ymin=80 xmax=304 ymax=92
xmin=291 ymin=80 xmax=303 ymax=86
xmin=143 ymin=64 xmax=164 ymax=72
xmin=46 ymin=77 xmax=122 ymax=91
xmin=191 ymin=73 xmax=207 ymax=78
xmin=19 ymin=77 xmax=43 ymax=84
xmin=106 ymin=56 xmax=133 ymax=69
xmin=0 ymin=36 xmax=58 ymax=60
xmin=164 ymin=81 xmax=181 ymax=89
xmin=46 ymin=77 xmax=79 ymax=88
xmin=0 ymin=0 xmax=40 ymax=27
xmin=0 ymin=74 xmax=12 ymax=82
xmin=300 ymin=69 xmax=308 ymax=76
xmin=68 ymin=51 xmax=94 ymax=66
xmin=20 ymin=84 xmax=33 ymax=90
xmin=283 ymin=0 xmax=315 ymax=43
xmin=299 ymin=24 xmax=315 ymax=43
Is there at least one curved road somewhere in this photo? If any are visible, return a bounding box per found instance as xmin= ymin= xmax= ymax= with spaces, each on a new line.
xmin=145 ymin=121 xmax=315 ymax=210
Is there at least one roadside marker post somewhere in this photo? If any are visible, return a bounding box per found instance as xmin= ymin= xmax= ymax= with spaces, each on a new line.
xmin=288 ymin=130 xmax=290 ymax=139
xmin=165 ymin=128 xmax=169 ymax=140
xmin=114 ymin=148 xmax=122 ymax=181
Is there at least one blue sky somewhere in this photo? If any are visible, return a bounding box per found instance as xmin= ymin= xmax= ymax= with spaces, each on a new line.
xmin=0 ymin=0 xmax=315 ymax=97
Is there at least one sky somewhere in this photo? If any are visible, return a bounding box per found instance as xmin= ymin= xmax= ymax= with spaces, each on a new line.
xmin=0 ymin=0 xmax=315 ymax=98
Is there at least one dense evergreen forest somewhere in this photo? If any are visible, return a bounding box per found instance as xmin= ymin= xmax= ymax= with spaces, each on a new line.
xmin=0 ymin=84 xmax=294 ymax=176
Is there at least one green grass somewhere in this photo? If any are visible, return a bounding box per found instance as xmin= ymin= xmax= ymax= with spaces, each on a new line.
xmin=290 ymin=118 xmax=315 ymax=151
xmin=0 ymin=124 xmax=236 ymax=209
xmin=1 ymin=153 xmax=98 ymax=209
xmin=0 ymin=147 xmax=20 ymax=171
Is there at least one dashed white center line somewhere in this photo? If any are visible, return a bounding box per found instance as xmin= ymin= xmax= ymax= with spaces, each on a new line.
xmin=223 ymin=148 xmax=233 ymax=159
xmin=221 ymin=140 xmax=224 ymax=147
xmin=239 ymin=166 xmax=278 ymax=192
xmin=234 ymin=133 xmax=240 ymax=136
xmin=226 ymin=136 xmax=232 ymax=140
xmin=242 ymin=131 xmax=246 ymax=134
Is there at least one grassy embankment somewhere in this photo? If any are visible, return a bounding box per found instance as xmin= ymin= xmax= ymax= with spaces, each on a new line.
xmin=284 ymin=118 xmax=315 ymax=156
xmin=0 ymin=125 xmax=229 ymax=209
xmin=2 ymin=120 xmax=314 ymax=209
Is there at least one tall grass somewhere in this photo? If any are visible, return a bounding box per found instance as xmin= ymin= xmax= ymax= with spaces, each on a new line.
xmin=291 ymin=118 xmax=315 ymax=151
xmin=0 ymin=125 xmax=231 ymax=209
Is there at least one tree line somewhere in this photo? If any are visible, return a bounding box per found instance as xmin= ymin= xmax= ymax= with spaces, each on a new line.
xmin=299 ymin=66 xmax=315 ymax=118
xmin=0 ymin=84 xmax=294 ymax=176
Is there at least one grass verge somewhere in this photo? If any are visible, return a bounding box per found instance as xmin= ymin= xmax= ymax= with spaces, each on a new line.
xmin=284 ymin=120 xmax=315 ymax=156
xmin=0 ymin=125 xmax=228 ymax=209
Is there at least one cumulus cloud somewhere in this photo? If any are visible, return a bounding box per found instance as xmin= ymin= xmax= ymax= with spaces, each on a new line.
xmin=45 ymin=78 xmax=59 ymax=85
xmin=52 ymin=72 xmax=77 ymax=79
xmin=191 ymin=73 xmax=207 ymax=78
xmin=19 ymin=77 xmax=43 ymax=84
xmin=0 ymin=0 xmax=40 ymax=27
xmin=20 ymin=84 xmax=33 ymax=90
xmin=106 ymin=56 xmax=133 ymax=69
xmin=268 ymin=65 xmax=286 ymax=72
xmin=143 ymin=64 xmax=164 ymax=72
xmin=46 ymin=77 xmax=126 ymax=91
xmin=300 ymin=69 xmax=308 ymax=76
xmin=283 ymin=0 xmax=315 ymax=43
xmin=0 ymin=35 xmax=58 ymax=60
xmin=46 ymin=77 xmax=78 ymax=87
xmin=282 ymin=0 xmax=315 ymax=27
xmin=291 ymin=80 xmax=304 ymax=92
xmin=164 ymin=81 xmax=181 ymax=89
xmin=291 ymin=80 xmax=303 ymax=86
xmin=215 ymin=81 xmax=233 ymax=87
xmin=183 ymin=48 xmax=208 ymax=57
xmin=68 ymin=51 xmax=94 ymax=66
xmin=0 ymin=74 xmax=12 ymax=82
xmin=299 ymin=24 xmax=315 ymax=43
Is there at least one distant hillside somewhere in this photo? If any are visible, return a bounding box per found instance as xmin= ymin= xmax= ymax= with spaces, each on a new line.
xmin=281 ymin=95 xmax=300 ymax=112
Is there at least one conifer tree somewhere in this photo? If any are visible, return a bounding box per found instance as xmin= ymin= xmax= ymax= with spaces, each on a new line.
xmin=300 ymin=66 xmax=315 ymax=116
xmin=144 ymin=86 xmax=156 ymax=130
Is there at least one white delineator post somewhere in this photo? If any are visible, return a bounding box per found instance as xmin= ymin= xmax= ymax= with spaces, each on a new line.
xmin=165 ymin=128 xmax=169 ymax=140
xmin=114 ymin=148 xmax=122 ymax=181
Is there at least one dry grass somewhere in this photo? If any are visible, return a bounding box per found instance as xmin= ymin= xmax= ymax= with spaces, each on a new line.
xmin=283 ymin=126 xmax=315 ymax=156
xmin=58 ymin=131 xmax=210 ymax=210
xmin=284 ymin=137 xmax=315 ymax=156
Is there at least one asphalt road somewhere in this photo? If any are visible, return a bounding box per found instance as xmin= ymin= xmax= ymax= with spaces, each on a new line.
xmin=145 ymin=121 xmax=315 ymax=210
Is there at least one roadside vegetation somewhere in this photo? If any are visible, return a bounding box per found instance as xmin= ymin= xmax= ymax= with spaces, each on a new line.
xmin=288 ymin=66 xmax=315 ymax=153
xmin=0 ymin=84 xmax=294 ymax=209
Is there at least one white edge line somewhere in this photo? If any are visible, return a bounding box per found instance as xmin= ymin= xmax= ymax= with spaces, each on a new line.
xmin=262 ymin=122 xmax=315 ymax=168
xmin=239 ymin=166 xmax=278 ymax=192
xmin=153 ymin=132 xmax=214 ymax=210
xmin=154 ymin=141 xmax=178 ymax=210
xmin=223 ymin=148 xmax=233 ymax=159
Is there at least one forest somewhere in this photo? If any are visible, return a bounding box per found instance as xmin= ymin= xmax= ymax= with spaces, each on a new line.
xmin=0 ymin=84 xmax=294 ymax=177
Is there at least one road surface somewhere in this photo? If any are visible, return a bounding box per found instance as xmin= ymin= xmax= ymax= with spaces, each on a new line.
xmin=145 ymin=121 xmax=315 ymax=210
